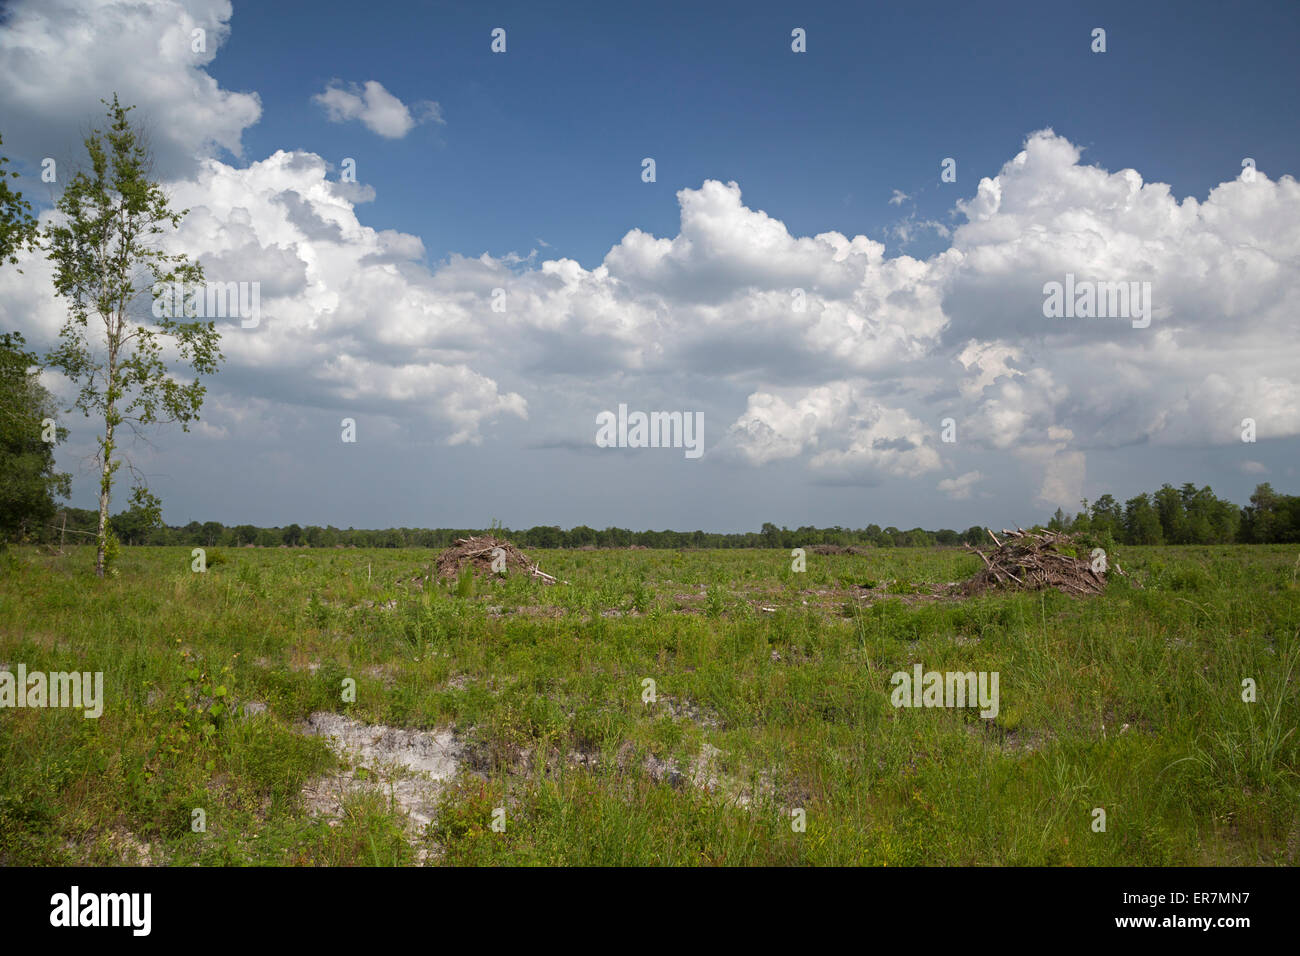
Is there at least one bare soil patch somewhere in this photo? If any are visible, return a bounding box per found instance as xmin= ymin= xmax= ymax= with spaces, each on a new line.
xmin=299 ymin=712 xmax=462 ymax=836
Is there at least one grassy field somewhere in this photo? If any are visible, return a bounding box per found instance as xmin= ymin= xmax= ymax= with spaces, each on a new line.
xmin=1 ymin=543 xmax=1297 ymax=866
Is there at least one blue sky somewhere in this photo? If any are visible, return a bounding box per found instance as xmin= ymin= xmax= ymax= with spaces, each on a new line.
xmin=1 ymin=0 xmax=1298 ymax=532
xmin=207 ymin=0 xmax=1300 ymax=268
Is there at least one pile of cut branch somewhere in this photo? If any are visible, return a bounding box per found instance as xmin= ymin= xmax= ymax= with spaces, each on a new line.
xmin=433 ymin=535 xmax=558 ymax=584
xmin=963 ymin=528 xmax=1123 ymax=597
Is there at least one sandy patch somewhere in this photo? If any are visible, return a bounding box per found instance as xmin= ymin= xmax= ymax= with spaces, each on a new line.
xmin=299 ymin=712 xmax=462 ymax=838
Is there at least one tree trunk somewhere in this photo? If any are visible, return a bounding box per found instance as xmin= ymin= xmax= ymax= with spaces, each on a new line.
xmin=95 ymin=305 xmax=121 ymax=577
xmin=95 ymin=414 xmax=114 ymax=577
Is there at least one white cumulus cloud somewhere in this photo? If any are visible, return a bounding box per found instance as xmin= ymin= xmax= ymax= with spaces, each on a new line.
xmin=313 ymin=80 xmax=443 ymax=139
xmin=0 ymin=0 xmax=261 ymax=177
xmin=938 ymin=471 xmax=982 ymax=500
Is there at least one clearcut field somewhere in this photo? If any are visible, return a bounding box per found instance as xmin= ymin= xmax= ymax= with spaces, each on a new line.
xmin=1 ymin=544 xmax=1297 ymax=865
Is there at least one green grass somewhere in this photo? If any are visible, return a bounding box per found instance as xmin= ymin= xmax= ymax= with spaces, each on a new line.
xmin=1 ymin=543 xmax=1297 ymax=865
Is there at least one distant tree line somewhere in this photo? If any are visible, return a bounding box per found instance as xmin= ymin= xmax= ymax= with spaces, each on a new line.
xmin=14 ymin=482 xmax=1297 ymax=550
xmin=1047 ymin=483 xmax=1298 ymax=545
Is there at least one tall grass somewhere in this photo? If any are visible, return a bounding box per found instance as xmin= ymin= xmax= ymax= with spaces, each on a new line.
xmin=0 ymin=543 xmax=1296 ymax=865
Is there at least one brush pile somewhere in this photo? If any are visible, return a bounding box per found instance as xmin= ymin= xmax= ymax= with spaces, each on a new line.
xmin=807 ymin=544 xmax=871 ymax=555
xmin=962 ymin=528 xmax=1124 ymax=596
xmin=433 ymin=535 xmax=557 ymax=584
